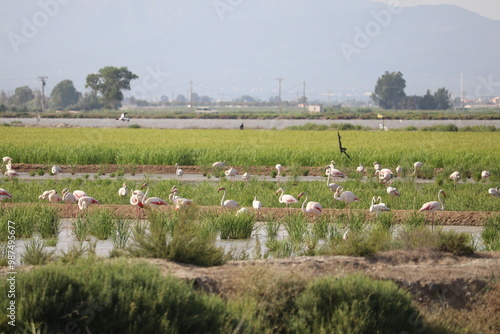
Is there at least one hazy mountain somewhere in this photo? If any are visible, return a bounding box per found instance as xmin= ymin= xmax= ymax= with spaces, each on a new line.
xmin=1 ymin=0 xmax=499 ymax=102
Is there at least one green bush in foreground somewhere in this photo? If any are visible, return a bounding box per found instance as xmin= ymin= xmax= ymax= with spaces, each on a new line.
xmin=0 ymin=259 xmax=234 ymax=333
xmin=292 ymin=275 xmax=423 ymax=334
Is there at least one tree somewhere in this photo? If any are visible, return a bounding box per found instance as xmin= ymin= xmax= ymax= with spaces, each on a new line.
xmin=76 ymin=91 xmax=102 ymax=111
xmin=12 ymin=86 xmax=34 ymax=105
xmin=371 ymin=71 xmax=406 ymax=109
xmin=50 ymin=80 xmax=80 ymax=109
xmin=420 ymin=90 xmax=436 ymax=110
xmin=434 ymin=87 xmax=451 ymax=110
xmin=85 ymin=66 xmax=138 ymax=109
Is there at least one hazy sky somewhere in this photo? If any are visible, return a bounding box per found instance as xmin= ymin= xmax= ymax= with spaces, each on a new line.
xmin=374 ymin=0 xmax=500 ymax=20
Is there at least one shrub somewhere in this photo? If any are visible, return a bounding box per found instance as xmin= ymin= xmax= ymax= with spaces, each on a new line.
xmin=437 ymin=230 xmax=475 ymax=255
xmin=22 ymin=236 xmax=54 ymax=265
xmin=217 ymin=212 xmax=256 ymax=239
xmin=0 ymin=259 xmax=234 ymax=333
xmin=292 ymin=275 xmax=424 ymax=334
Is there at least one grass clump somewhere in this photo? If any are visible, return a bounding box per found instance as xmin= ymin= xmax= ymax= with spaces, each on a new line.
xmin=22 ymin=236 xmax=54 ymax=265
xmin=216 ymin=211 xmax=256 ymax=239
xmin=0 ymin=259 xmax=235 ymax=333
xmin=482 ymin=215 xmax=500 ymax=251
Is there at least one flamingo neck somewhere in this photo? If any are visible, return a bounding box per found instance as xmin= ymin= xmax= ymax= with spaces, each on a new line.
xmin=142 ymin=187 xmax=149 ymax=204
xmin=438 ymin=192 xmax=445 ymax=210
xmin=220 ymin=190 xmax=226 ymax=206
xmin=301 ymin=194 xmax=308 ymax=212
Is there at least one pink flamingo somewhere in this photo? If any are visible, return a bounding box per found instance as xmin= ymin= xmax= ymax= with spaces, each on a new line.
xmin=333 ymin=186 xmax=359 ymax=215
xmin=419 ymin=189 xmax=446 ymax=229
xmin=276 ymin=187 xmax=298 ymax=210
xmin=0 ymin=188 xmax=12 ymax=208
xmin=375 ymin=168 xmax=393 ymax=185
xmin=387 ymin=186 xmax=401 ymax=197
xmin=412 ymin=161 xmax=424 ymax=176
xmin=325 ymin=161 xmax=345 ymax=181
xmin=225 ymin=167 xmax=238 ymax=182
xmin=78 ymin=196 xmax=100 ymax=213
xmin=140 ymin=183 xmax=168 ymax=208
xmin=130 ymin=189 xmax=145 ymax=219
xmin=298 ymin=192 xmax=322 ymax=219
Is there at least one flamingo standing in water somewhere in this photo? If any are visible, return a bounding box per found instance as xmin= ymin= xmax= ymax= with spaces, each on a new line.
xmin=419 ymin=189 xmax=446 ymax=229
xmin=333 ymin=186 xmax=359 ymax=215
xmin=297 ymin=192 xmax=322 ymax=219
xmin=276 ymin=187 xmax=298 ymax=210
xmin=217 ymin=187 xmax=239 ymax=209
xmin=275 ymin=164 xmax=282 ymax=183
xmin=225 ymin=167 xmax=238 ymax=182
xmin=175 ymin=163 xmax=184 ymax=179
xmin=449 ymin=171 xmax=460 ymax=190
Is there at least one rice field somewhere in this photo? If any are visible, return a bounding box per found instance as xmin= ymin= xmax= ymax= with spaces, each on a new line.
xmin=1 ymin=128 xmax=499 ymax=170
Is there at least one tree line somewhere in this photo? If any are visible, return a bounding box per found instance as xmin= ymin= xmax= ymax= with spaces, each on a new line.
xmin=371 ymin=71 xmax=452 ymax=110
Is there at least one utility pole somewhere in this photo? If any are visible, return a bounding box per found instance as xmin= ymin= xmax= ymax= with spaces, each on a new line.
xmin=37 ymin=76 xmax=47 ymax=126
xmin=189 ymin=80 xmax=193 ymax=112
xmin=276 ymin=77 xmax=283 ymax=113
xmin=302 ymin=81 xmax=306 ymax=113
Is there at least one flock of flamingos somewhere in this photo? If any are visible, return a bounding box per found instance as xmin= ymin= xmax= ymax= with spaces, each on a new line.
xmin=0 ymin=157 xmax=499 ymax=220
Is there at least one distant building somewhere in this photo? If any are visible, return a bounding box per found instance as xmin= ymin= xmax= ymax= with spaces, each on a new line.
xmin=308 ymin=104 xmax=323 ymax=113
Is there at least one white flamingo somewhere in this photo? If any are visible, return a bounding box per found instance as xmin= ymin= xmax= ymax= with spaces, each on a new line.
xmin=252 ymin=196 xmax=262 ymax=212
xmin=212 ymin=161 xmax=226 ymax=168
xmin=298 ymin=192 xmax=322 ymax=218
xmin=488 ymin=187 xmax=500 ymax=197
xmin=4 ymin=163 xmax=18 ymax=180
xmin=118 ymin=183 xmax=129 ymax=197
xmin=130 ymin=189 xmax=145 ymax=219
xmin=481 ymin=170 xmax=490 ymax=180
xmin=2 ymin=157 xmax=12 ymax=165
xmin=276 ymin=187 xmax=298 ymax=209
xmin=373 ymin=161 xmax=381 ymax=175
xmin=242 ymin=172 xmax=250 ymax=182
xmin=217 ymin=187 xmax=239 ymax=209
xmin=375 ymin=168 xmax=393 ymax=185
xmin=326 ymin=171 xmax=340 ymax=192
xmin=387 ymin=186 xmax=401 ymax=198
xmin=51 ymin=165 xmax=63 ymax=176
xmin=175 ymin=163 xmax=184 ymax=178
xmin=48 ymin=190 xmax=62 ymax=204
xmin=169 ymin=188 xmax=194 ymax=209
xmin=396 ymin=165 xmax=403 ymax=177
xmin=275 ymin=164 xmax=282 ymax=182
xmin=413 ymin=161 xmax=424 ymax=176
xmin=225 ymin=167 xmax=238 ymax=182
xmin=369 ymin=196 xmax=390 ymax=213
xmin=61 ymin=188 xmax=77 ymax=216
xmin=449 ymin=171 xmax=460 ymax=190
xmin=356 ymin=163 xmax=366 ymax=174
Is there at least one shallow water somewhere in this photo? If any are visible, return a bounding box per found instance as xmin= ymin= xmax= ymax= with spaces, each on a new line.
xmin=12 ymin=221 xmax=484 ymax=265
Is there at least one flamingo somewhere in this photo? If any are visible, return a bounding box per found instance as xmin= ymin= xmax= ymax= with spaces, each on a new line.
xmin=419 ymin=189 xmax=446 ymax=229
xmin=175 ymin=163 xmax=184 ymax=178
xmin=4 ymin=163 xmax=18 ymax=180
xmin=333 ymin=186 xmax=359 ymax=214
xmin=396 ymin=165 xmax=403 ymax=177
xmin=130 ymin=189 xmax=145 ymax=219
xmin=376 ymin=168 xmax=393 ymax=185
xmin=387 ymin=186 xmax=401 ymax=198
xmin=276 ymin=187 xmax=298 ymax=209
xmin=412 ymin=161 xmax=424 ymax=176
xmin=252 ymin=196 xmax=262 ymax=213
xmin=236 ymin=207 xmax=249 ymax=215
xmin=225 ymin=167 xmax=238 ymax=182
xmin=0 ymin=188 xmax=12 ymax=208
xmin=61 ymin=188 xmax=77 ymax=216
xmin=326 ymin=171 xmax=340 ymax=192
xmin=118 ymin=183 xmax=129 ymax=197
xmin=169 ymin=188 xmax=194 ymax=209
xmin=78 ymin=196 xmax=100 ymax=211
xmin=325 ymin=161 xmax=345 ymax=180
xmin=72 ymin=190 xmax=89 ymax=200
xmin=217 ymin=187 xmax=239 ymax=209
xmin=373 ymin=161 xmax=381 ymax=175
xmin=48 ymin=190 xmax=62 ymax=204
xmin=38 ymin=190 xmax=53 ymax=201
xmin=369 ymin=196 xmax=390 ymax=213
xmin=481 ymin=171 xmax=490 ymax=180
xmin=356 ymin=163 xmax=366 ymax=174
xmin=141 ymin=183 xmax=168 ymax=207
xmin=212 ymin=161 xmax=226 ymax=168
xmin=51 ymin=165 xmax=63 ymax=176
xmin=449 ymin=171 xmax=460 ymax=190
xmin=2 ymin=157 xmax=12 ymax=165
xmin=488 ymin=187 xmax=500 ymax=197
xmin=297 ymin=192 xmax=322 ymax=218
xmin=242 ymin=172 xmax=250 ymax=182
xmin=275 ymin=164 xmax=282 ymax=182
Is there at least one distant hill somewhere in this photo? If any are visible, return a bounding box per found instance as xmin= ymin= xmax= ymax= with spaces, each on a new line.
xmin=1 ymin=0 xmax=499 ymax=102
